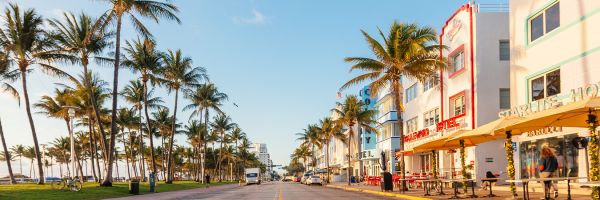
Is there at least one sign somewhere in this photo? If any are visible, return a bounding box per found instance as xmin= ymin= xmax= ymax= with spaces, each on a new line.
xmin=526 ymin=127 xmax=562 ymax=137
xmin=436 ymin=113 xmax=466 ymax=132
xmin=360 ymin=149 xmax=378 ymax=159
xmin=446 ymin=18 xmax=463 ymax=42
xmin=485 ymin=158 xmax=494 ymax=163
xmin=404 ymin=128 xmax=433 ymax=143
xmin=499 ymin=83 xmax=600 ymax=117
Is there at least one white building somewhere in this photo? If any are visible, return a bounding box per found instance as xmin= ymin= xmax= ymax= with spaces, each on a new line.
xmin=508 ymin=0 xmax=600 ymax=179
xmin=250 ymin=143 xmax=271 ymax=178
xmin=401 ymin=3 xmax=510 ymax=183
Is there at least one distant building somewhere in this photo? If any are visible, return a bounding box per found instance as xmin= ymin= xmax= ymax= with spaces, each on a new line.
xmin=250 ymin=143 xmax=272 ymax=179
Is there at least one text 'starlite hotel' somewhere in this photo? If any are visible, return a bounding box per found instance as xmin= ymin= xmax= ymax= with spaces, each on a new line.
xmin=314 ymin=0 xmax=600 ymax=184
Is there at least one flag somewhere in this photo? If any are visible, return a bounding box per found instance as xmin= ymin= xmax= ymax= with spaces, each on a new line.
xmin=336 ymin=92 xmax=342 ymax=99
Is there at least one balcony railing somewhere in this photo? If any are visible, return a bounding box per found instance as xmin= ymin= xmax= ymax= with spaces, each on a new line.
xmin=476 ymin=3 xmax=508 ymax=12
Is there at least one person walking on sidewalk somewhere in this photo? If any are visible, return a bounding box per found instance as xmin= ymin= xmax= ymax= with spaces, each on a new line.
xmin=539 ymin=146 xmax=559 ymax=198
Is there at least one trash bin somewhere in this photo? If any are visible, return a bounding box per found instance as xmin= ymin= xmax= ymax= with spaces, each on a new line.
xmin=149 ymin=173 xmax=156 ymax=193
xmin=350 ymin=176 xmax=356 ymax=183
xmin=205 ymin=175 xmax=210 ymax=184
xmin=381 ymin=172 xmax=393 ymax=192
xmin=129 ymin=180 xmax=140 ymax=195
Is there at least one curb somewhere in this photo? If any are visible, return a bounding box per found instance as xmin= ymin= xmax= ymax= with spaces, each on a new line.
xmin=325 ymin=184 xmax=432 ymax=200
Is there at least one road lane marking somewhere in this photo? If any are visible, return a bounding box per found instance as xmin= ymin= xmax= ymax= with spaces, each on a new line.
xmin=279 ymin=183 xmax=283 ymax=200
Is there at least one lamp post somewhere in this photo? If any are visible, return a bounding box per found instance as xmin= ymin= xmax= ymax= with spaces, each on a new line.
xmin=64 ymin=106 xmax=77 ymax=179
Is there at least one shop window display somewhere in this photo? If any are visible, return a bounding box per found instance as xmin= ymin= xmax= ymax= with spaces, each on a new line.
xmin=518 ymin=134 xmax=579 ymax=179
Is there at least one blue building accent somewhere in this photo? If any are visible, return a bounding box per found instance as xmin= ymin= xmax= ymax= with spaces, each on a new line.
xmin=359 ymin=86 xmax=377 ymax=153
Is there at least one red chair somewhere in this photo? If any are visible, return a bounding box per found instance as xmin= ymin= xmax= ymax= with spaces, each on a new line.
xmin=374 ymin=176 xmax=381 ymax=186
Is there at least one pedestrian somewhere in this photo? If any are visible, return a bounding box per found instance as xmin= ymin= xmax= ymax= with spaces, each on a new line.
xmin=539 ymin=146 xmax=559 ymax=198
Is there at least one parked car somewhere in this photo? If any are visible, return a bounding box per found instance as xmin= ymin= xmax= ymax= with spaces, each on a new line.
xmin=305 ymin=175 xmax=322 ymax=185
xmin=300 ymin=173 xmax=311 ymax=184
xmin=282 ymin=176 xmax=294 ymax=182
xmin=293 ymin=176 xmax=301 ymax=182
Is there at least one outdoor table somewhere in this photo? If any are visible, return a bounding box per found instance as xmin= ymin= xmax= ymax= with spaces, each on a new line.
xmin=416 ymin=179 xmax=438 ymax=196
xmin=441 ymin=179 xmax=477 ymax=199
xmin=397 ymin=178 xmax=415 ymax=193
xmin=579 ymin=181 xmax=600 ymax=197
xmin=480 ymin=178 xmax=499 ymax=197
xmin=506 ymin=177 xmax=587 ymax=200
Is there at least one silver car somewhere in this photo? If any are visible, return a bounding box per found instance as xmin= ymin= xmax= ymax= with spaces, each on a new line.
xmin=305 ymin=175 xmax=322 ymax=185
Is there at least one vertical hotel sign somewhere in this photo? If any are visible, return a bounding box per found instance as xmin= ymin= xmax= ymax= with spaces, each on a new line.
xmin=360 ymin=86 xmax=377 ymax=153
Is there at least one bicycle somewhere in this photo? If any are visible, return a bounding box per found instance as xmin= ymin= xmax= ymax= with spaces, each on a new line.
xmin=51 ymin=177 xmax=83 ymax=192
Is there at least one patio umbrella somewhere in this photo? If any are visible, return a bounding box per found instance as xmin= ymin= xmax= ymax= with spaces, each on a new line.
xmin=413 ymin=130 xmax=474 ymax=180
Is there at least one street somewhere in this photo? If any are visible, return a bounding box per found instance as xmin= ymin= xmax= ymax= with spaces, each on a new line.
xmin=180 ymin=182 xmax=395 ymax=200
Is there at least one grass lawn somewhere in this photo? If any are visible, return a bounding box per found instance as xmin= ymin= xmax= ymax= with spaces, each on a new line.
xmin=0 ymin=180 xmax=235 ymax=200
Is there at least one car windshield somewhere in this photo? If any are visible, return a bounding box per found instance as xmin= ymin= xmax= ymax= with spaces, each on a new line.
xmin=311 ymin=176 xmax=320 ymax=178
xmin=246 ymin=173 xmax=258 ymax=178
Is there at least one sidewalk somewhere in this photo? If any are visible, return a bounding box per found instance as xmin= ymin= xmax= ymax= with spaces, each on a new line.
xmin=325 ymin=182 xmax=592 ymax=200
xmin=105 ymin=184 xmax=240 ymax=200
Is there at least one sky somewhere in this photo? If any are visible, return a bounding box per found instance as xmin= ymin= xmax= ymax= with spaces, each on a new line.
xmin=0 ymin=0 xmax=507 ymax=177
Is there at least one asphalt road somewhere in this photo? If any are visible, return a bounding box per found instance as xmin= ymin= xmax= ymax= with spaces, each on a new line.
xmin=180 ymin=182 xmax=395 ymax=200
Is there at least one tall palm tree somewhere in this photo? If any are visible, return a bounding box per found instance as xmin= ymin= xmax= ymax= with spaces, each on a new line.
xmin=0 ymin=59 xmax=18 ymax=184
xmin=340 ymin=22 xmax=445 ymax=188
xmin=121 ymin=80 xmax=164 ymax=180
xmin=291 ymin=145 xmax=311 ymax=172
xmin=332 ymin=95 xmax=377 ymax=185
xmin=319 ymin=117 xmax=346 ymax=183
xmin=122 ymin=38 xmax=164 ymax=177
xmin=159 ymin=49 xmax=207 ymax=183
xmin=115 ymin=107 xmax=139 ymax=179
xmin=51 ymin=137 xmax=71 ymax=177
xmin=184 ymin=83 xmax=227 ymax=183
xmin=47 ymin=12 xmax=113 ymax=168
xmin=95 ymin=0 xmax=180 ymax=186
xmin=210 ymin=114 xmax=236 ymax=181
xmin=183 ymin=120 xmax=202 ymax=181
xmin=0 ymin=4 xmax=74 ymax=184
xmin=295 ymin=124 xmax=321 ymax=171
xmin=34 ymin=88 xmax=77 ymax=137
xmin=10 ymin=145 xmax=25 ymax=176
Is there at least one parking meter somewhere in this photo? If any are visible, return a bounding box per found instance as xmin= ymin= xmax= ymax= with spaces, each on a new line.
xmin=149 ymin=172 xmax=156 ymax=192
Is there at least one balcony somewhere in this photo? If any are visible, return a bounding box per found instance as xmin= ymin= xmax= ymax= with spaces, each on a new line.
xmin=377 ymin=111 xmax=398 ymax=124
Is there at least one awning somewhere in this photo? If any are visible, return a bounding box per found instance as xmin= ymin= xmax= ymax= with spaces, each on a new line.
xmin=413 ymin=130 xmax=473 ymax=152
xmin=505 ymin=97 xmax=600 ymax=132
xmin=448 ymin=116 xmax=524 ymax=145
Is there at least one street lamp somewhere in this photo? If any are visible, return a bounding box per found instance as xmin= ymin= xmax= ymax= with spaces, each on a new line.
xmin=63 ymin=106 xmax=77 ymax=179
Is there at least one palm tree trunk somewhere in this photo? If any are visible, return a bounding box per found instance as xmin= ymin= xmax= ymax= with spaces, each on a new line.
xmin=19 ymin=156 xmax=22 ymax=176
xmin=392 ymin=80 xmax=407 ymax=190
xmin=122 ymin=133 xmax=131 ymax=180
xmin=0 ymin=118 xmax=16 ymax=184
xmin=347 ymin=126 xmax=353 ymax=186
xmin=166 ymin=89 xmax=179 ymax=184
xmin=143 ymin=80 xmax=157 ymax=178
xmin=138 ymin=108 xmax=146 ymax=181
xmin=19 ymin=69 xmax=44 ymax=184
xmin=202 ymin=109 xmax=209 ymax=184
xmin=88 ymin=117 xmax=98 ymax=181
xmin=326 ymin=142 xmax=330 ymax=184
xmin=217 ymin=132 xmax=224 ymax=182
xmin=77 ymin=156 xmax=84 ymax=184
xmin=103 ymin=12 xmax=123 ymax=187
xmin=81 ymin=54 xmax=109 ymax=163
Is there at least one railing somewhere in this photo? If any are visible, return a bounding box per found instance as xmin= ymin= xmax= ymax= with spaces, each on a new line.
xmin=476 ymin=3 xmax=509 ymax=12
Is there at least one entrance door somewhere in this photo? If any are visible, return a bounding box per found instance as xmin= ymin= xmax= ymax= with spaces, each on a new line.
xmin=419 ymin=154 xmax=431 ymax=174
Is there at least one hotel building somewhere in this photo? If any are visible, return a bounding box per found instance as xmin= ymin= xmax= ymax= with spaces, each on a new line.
xmin=509 ymin=0 xmax=600 ymax=179
xmin=401 ymin=3 xmax=511 ymax=183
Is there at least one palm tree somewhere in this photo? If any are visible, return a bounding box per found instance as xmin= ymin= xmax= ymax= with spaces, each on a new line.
xmin=183 ymin=120 xmax=202 ymax=181
xmin=122 ymin=38 xmax=164 ymax=177
xmin=210 ymin=114 xmax=236 ymax=181
xmin=319 ymin=117 xmax=346 ymax=183
xmin=296 ymin=124 xmax=321 ymax=171
xmin=332 ymin=95 xmax=377 ymax=185
xmin=95 ymin=0 xmax=180 ymax=186
xmin=159 ymin=49 xmax=207 ymax=183
xmin=291 ymin=145 xmax=311 ymax=172
xmin=34 ymin=88 xmax=77 ymax=137
xmin=184 ymin=83 xmax=227 ymax=183
xmin=47 ymin=12 xmax=113 ymax=169
xmin=340 ymin=22 xmax=445 ymax=188
xmin=115 ymin=108 xmax=139 ymax=180
xmin=10 ymin=145 xmax=25 ymax=176
xmin=51 ymin=137 xmax=71 ymax=177
xmin=121 ymin=80 xmax=164 ymax=181
xmin=23 ymin=146 xmax=37 ymax=179
xmin=0 ymin=59 xmax=18 ymax=184
xmin=0 ymin=4 xmax=74 ymax=184
xmin=229 ymin=127 xmax=245 ymax=180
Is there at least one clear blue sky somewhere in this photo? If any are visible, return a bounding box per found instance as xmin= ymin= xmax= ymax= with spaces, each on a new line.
xmin=0 ymin=0 xmax=507 ymax=174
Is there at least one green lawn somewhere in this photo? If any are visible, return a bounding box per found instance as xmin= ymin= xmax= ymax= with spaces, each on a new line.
xmin=0 ymin=181 xmax=235 ymax=200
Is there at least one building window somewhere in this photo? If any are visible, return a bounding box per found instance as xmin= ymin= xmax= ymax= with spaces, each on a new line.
xmin=529 ymin=2 xmax=560 ymax=42
xmin=406 ymin=117 xmax=418 ymax=134
xmin=499 ymin=40 xmax=510 ymax=61
xmin=449 ymin=93 xmax=466 ymax=117
xmin=449 ymin=51 xmax=465 ymax=75
xmin=530 ymin=69 xmax=560 ymax=101
xmin=423 ymin=108 xmax=440 ymax=127
xmin=500 ymin=88 xmax=510 ymax=109
xmin=423 ymin=75 xmax=439 ymax=92
xmin=405 ymin=83 xmax=418 ymax=102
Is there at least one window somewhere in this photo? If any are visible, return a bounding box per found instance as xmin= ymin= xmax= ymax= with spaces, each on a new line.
xmin=380 ymin=124 xmax=400 ymax=140
xmin=423 ymin=75 xmax=439 ymax=92
xmin=449 ymin=93 xmax=466 ymax=117
xmin=530 ymin=69 xmax=560 ymax=101
xmin=500 ymin=88 xmax=510 ymax=109
xmin=449 ymin=51 xmax=465 ymax=75
xmin=529 ymin=2 xmax=560 ymax=42
xmin=423 ymin=108 xmax=440 ymax=127
xmin=406 ymin=117 xmax=418 ymax=134
xmin=405 ymin=84 xmax=418 ymax=102
xmin=499 ymin=40 xmax=510 ymax=61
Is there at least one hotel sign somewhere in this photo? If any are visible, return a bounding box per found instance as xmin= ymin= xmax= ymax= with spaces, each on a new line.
xmin=403 ymin=128 xmax=433 ymax=143
xmin=436 ymin=113 xmax=467 ymax=132
xmin=498 ymin=83 xmax=600 ymax=118
xmin=446 ymin=18 xmax=462 ymax=42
